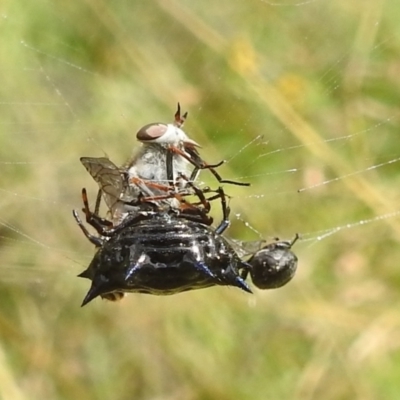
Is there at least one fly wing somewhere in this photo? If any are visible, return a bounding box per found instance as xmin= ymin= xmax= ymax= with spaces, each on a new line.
xmin=80 ymin=157 xmax=126 ymax=210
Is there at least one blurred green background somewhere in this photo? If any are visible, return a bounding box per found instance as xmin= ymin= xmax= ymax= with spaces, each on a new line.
xmin=1 ymin=0 xmax=400 ymax=399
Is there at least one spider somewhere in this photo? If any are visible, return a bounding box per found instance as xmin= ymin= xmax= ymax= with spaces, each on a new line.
xmin=73 ymin=186 xmax=252 ymax=306
xmin=74 ymin=182 xmax=299 ymax=306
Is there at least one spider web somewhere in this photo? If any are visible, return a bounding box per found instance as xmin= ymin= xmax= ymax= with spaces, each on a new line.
xmin=1 ymin=0 xmax=399 ymax=293
xmin=3 ymin=2 xmax=400 ymax=399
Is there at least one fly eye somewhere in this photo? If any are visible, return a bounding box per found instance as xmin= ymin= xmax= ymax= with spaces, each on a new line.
xmin=136 ymin=123 xmax=168 ymax=142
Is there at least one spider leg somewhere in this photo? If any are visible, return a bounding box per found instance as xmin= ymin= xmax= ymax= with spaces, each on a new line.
xmin=131 ymin=176 xmax=201 ymax=211
xmin=78 ymin=188 xmax=158 ymax=239
xmin=185 ymin=146 xmax=250 ymax=187
xmin=132 ymin=171 xmax=217 ymax=226
xmin=94 ymin=188 xmax=102 ymax=216
xmin=214 ymin=187 xmax=231 ymax=235
xmin=205 ymin=163 xmax=250 ymax=187
xmin=130 ymin=177 xmax=171 ymax=196
xmin=173 ymin=176 xmax=215 ymax=225
xmin=72 ymin=210 xmax=104 ymax=247
xmin=179 ymin=175 xmax=211 ymax=213
xmin=168 ymin=145 xmax=250 ymax=187
xmin=81 ymin=188 xmax=113 ymax=235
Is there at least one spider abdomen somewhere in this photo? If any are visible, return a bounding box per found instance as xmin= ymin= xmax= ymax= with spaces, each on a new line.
xmin=79 ymin=212 xmax=251 ymax=305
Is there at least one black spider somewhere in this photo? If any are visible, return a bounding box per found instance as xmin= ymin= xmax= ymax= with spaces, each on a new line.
xmin=73 ymin=187 xmax=253 ymax=306
xmin=74 ymin=186 xmax=299 ymax=306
